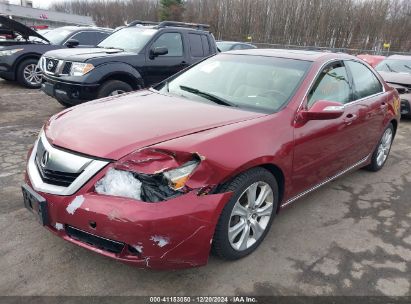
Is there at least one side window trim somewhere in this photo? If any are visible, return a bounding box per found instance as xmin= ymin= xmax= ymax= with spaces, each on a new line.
xmin=343 ymin=59 xmax=385 ymax=105
xmin=306 ymin=60 xmax=352 ymax=108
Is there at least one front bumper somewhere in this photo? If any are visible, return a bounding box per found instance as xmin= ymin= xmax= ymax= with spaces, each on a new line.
xmin=24 ymin=174 xmax=230 ymax=269
xmin=0 ymin=64 xmax=14 ymax=80
xmin=41 ymin=75 xmax=100 ymax=106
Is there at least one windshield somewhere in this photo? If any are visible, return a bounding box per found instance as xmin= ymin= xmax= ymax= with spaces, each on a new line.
xmin=376 ymin=59 xmax=411 ymax=74
xmin=98 ymin=27 xmax=157 ymax=52
xmin=217 ymin=42 xmax=234 ymax=52
xmin=43 ymin=28 xmax=75 ymax=45
xmin=156 ymin=54 xmax=312 ymax=113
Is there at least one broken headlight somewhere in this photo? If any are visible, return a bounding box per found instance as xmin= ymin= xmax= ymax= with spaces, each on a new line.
xmin=162 ymin=160 xmax=199 ymax=190
xmin=95 ymin=160 xmax=200 ymax=202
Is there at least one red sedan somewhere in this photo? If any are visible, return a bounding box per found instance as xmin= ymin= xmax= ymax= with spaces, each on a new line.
xmin=23 ymin=49 xmax=400 ymax=269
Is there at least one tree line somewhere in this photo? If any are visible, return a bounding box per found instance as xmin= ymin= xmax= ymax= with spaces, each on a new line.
xmin=51 ymin=0 xmax=411 ymax=52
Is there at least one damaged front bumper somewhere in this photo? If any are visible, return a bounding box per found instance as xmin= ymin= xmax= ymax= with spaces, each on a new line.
xmin=24 ymin=173 xmax=231 ymax=269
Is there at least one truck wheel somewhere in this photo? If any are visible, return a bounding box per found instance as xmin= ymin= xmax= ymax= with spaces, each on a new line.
xmin=16 ymin=58 xmax=42 ymax=88
xmin=97 ymin=80 xmax=133 ymax=98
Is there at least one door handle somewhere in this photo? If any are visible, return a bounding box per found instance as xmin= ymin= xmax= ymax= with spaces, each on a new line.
xmin=344 ymin=113 xmax=357 ymax=125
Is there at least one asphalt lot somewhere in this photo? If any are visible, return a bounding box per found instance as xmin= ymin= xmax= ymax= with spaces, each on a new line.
xmin=0 ymin=79 xmax=410 ymax=296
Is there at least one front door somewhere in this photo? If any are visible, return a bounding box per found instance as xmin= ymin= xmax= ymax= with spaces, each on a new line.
xmin=291 ymin=60 xmax=364 ymax=197
xmin=144 ymin=32 xmax=188 ymax=86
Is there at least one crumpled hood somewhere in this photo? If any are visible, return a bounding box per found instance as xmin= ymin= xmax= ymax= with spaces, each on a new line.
xmin=378 ymin=71 xmax=411 ymax=86
xmin=44 ymin=47 xmax=134 ymax=63
xmin=45 ymin=90 xmax=266 ymax=160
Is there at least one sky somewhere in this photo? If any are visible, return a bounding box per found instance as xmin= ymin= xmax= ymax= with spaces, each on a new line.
xmin=8 ymin=0 xmax=73 ymax=9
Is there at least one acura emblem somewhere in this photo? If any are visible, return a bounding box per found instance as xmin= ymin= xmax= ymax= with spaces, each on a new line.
xmin=47 ymin=61 xmax=54 ymax=70
xmin=40 ymin=151 xmax=49 ymax=168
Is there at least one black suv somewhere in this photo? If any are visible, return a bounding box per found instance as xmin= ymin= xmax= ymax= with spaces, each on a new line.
xmin=39 ymin=21 xmax=218 ymax=107
xmin=0 ymin=16 xmax=112 ymax=88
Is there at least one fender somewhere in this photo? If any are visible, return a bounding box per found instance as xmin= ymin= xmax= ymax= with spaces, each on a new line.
xmin=83 ymin=62 xmax=144 ymax=88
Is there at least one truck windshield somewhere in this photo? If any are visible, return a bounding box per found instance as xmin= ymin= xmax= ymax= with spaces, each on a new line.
xmin=98 ymin=27 xmax=157 ymax=52
xmin=157 ymin=54 xmax=311 ymax=113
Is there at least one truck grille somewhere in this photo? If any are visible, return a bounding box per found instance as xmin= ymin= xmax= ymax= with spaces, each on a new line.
xmin=45 ymin=58 xmax=59 ymax=73
xmin=62 ymin=62 xmax=72 ymax=75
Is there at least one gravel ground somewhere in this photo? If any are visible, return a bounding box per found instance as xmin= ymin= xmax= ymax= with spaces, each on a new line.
xmin=0 ymin=79 xmax=410 ymax=296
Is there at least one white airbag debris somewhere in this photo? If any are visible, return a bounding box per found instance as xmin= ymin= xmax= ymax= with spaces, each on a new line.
xmin=66 ymin=195 xmax=85 ymax=215
xmin=150 ymin=235 xmax=170 ymax=247
xmin=95 ymin=168 xmax=142 ymax=200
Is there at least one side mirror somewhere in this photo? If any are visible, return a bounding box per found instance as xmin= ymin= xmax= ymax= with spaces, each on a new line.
xmin=65 ymin=39 xmax=80 ymax=48
xmin=150 ymin=47 xmax=168 ymax=59
xmin=298 ymin=100 xmax=345 ymax=122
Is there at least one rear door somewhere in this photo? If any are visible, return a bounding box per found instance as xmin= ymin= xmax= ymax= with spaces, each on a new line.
xmin=292 ymin=60 xmax=365 ymax=196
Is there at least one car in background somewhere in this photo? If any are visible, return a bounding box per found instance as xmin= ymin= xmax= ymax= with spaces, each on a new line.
xmin=39 ymin=21 xmax=218 ymax=107
xmin=357 ymin=54 xmax=385 ymax=67
xmin=217 ymin=41 xmax=257 ymax=52
xmin=0 ymin=16 xmax=112 ymax=88
xmin=375 ymin=55 xmax=411 ymax=117
xmin=23 ymin=49 xmax=400 ymax=269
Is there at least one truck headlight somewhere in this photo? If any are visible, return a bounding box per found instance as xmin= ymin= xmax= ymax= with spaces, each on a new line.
xmin=0 ymin=48 xmax=23 ymax=56
xmin=70 ymin=62 xmax=94 ymax=76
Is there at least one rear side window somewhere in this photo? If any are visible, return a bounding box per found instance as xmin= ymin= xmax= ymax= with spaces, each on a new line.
xmin=69 ymin=32 xmax=96 ymax=46
xmin=152 ymin=32 xmax=183 ymax=57
xmin=189 ymin=34 xmax=211 ymax=57
xmin=201 ymin=35 xmax=210 ymax=55
xmin=308 ymin=61 xmax=351 ymax=107
xmin=91 ymin=31 xmax=110 ymax=45
xmin=345 ymin=61 xmax=383 ymax=99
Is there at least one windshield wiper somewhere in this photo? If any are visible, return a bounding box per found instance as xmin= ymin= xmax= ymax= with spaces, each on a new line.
xmin=385 ymin=63 xmax=397 ymax=73
xmin=179 ymin=85 xmax=238 ymax=107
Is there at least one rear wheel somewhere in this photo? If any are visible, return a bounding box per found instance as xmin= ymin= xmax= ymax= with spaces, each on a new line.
xmin=365 ymin=123 xmax=394 ymax=172
xmin=212 ymin=167 xmax=278 ymax=260
xmin=97 ymin=80 xmax=133 ymax=98
xmin=16 ymin=58 xmax=42 ymax=88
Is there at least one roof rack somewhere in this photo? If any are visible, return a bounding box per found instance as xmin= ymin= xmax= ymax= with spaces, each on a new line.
xmin=127 ymin=20 xmax=159 ymax=27
xmin=157 ymin=21 xmax=210 ymax=30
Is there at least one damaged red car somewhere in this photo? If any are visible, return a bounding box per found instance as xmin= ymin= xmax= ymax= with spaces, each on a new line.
xmin=23 ymin=49 xmax=400 ymax=269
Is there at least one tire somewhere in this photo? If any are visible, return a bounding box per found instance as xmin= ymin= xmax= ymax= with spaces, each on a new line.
xmin=16 ymin=58 xmax=42 ymax=88
xmin=97 ymin=80 xmax=133 ymax=98
xmin=212 ymin=167 xmax=279 ymax=260
xmin=365 ymin=123 xmax=394 ymax=172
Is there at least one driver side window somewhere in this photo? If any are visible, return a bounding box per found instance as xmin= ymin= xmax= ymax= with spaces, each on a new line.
xmin=307 ymin=61 xmax=351 ymax=108
xmin=151 ymin=33 xmax=183 ymax=57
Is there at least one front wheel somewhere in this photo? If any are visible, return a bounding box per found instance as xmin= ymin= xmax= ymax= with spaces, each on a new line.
xmin=365 ymin=123 xmax=394 ymax=172
xmin=212 ymin=167 xmax=278 ymax=260
xmin=16 ymin=58 xmax=42 ymax=88
xmin=97 ymin=80 xmax=133 ymax=98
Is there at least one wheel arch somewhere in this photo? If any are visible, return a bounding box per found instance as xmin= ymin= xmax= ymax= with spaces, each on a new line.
xmin=390 ymin=119 xmax=398 ymax=137
xmin=99 ymin=72 xmax=144 ymax=91
xmin=13 ymin=53 xmax=42 ymax=77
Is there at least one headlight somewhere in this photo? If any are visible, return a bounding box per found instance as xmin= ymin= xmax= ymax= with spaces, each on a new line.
xmin=70 ymin=62 xmax=94 ymax=76
xmin=163 ymin=160 xmax=199 ymax=190
xmin=0 ymin=48 xmax=23 ymax=56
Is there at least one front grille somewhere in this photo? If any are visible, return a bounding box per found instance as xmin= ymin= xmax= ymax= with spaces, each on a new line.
xmin=62 ymin=62 xmax=72 ymax=75
xmin=35 ymin=157 xmax=80 ymax=186
xmin=401 ymin=99 xmax=410 ymax=115
xmin=45 ymin=58 xmax=59 ymax=73
xmin=66 ymin=225 xmax=125 ymax=254
xmin=34 ymin=139 xmax=81 ymax=187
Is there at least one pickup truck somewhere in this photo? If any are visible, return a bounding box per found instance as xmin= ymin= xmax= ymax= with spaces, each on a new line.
xmin=39 ymin=21 xmax=218 ymax=107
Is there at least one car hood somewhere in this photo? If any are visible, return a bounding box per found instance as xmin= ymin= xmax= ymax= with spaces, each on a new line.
xmin=378 ymin=71 xmax=411 ymax=86
xmin=45 ymin=90 xmax=266 ymax=160
xmin=44 ymin=47 xmax=134 ymax=62
xmin=0 ymin=15 xmax=49 ymax=43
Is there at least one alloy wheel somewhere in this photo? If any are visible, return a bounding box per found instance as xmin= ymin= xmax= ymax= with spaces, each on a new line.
xmin=23 ymin=64 xmax=42 ymax=86
xmin=228 ymin=181 xmax=274 ymax=251
xmin=376 ymin=128 xmax=393 ymax=167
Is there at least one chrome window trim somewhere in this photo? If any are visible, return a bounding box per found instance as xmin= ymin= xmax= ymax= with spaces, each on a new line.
xmin=27 ymin=132 xmax=109 ymax=196
xmin=297 ymin=58 xmax=386 ymax=113
xmin=282 ymin=154 xmax=370 ymax=207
